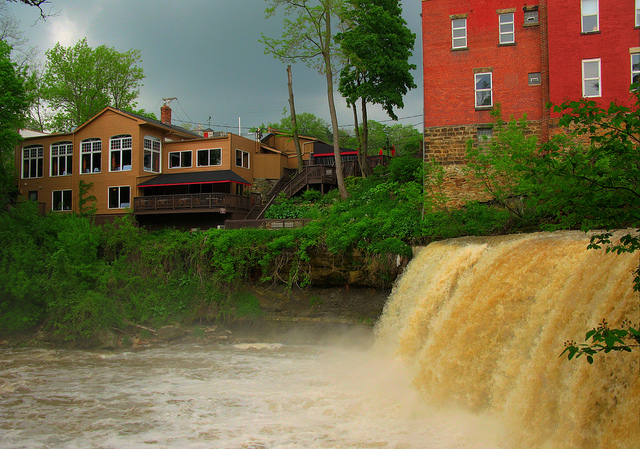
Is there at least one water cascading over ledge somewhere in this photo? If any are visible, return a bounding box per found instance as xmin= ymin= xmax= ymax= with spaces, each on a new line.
xmin=375 ymin=231 xmax=639 ymax=449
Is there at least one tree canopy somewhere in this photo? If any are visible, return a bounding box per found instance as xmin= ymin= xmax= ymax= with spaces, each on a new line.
xmin=0 ymin=39 xmax=28 ymax=205
xmin=336 ymin=0 xmax=416 ymax=175
xmin=261 ymin=0 xmax=349 ymax=199
xmin=40 ymin=38 xmax=144 ymax=132
xmin=337 ymin=0 xmax=416 ymax=121
xmin=263 ymin=112 xmax=332 ymax=142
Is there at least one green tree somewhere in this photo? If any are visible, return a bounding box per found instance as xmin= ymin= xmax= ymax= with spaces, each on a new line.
xmin=261 ymin=0 xmax=349 ymax=199
xmin=337 ymin=0 xmax=416 ymax=176
xmin=528 ymin=93 xmax=640 ymax=360
xmin=263 ymin=112 xmax=332 ymax=142
xmin=0 ymin=39 xmax=28 ymax=206
xmin=40 ymin=38 xmax=144 ymax=132
xmin=465 ymin=107 xmax=539 ymax=220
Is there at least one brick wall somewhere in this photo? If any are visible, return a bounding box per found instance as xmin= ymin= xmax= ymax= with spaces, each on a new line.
xmin=424 ymin=119 xmax=544 ymax=207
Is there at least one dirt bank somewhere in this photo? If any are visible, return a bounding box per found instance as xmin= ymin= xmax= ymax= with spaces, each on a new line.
xmin=0 ymin=286 xmax=392 ymax=349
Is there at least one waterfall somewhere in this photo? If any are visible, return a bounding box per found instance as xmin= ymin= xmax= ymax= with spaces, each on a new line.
xmin=375 ymin=231 xmax=639 ymax=448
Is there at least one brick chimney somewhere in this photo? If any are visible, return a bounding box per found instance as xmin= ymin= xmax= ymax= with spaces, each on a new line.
xmin=161 ymin=104 xmax=172 ymax=125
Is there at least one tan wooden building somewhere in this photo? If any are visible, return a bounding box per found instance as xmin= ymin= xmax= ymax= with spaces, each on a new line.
xmin=14 ymin=106 xmax=304 ymax=229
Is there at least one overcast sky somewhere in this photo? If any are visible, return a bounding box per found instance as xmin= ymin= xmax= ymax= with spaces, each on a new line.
xmin=6 ymin=0 xmax=423 ymax=137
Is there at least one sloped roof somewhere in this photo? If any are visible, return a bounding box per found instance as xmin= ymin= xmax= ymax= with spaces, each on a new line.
xmin=137 ymin=170 xmax=250 ymax=187
xmin=73 ymin=107 xmax=202 ymax=139
xmin=120 ymin=108 xmax=202 ymax=138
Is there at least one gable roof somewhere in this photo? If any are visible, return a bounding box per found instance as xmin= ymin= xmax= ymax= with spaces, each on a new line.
xmin=137 ymin=170 xmax=250 ymax=187
xmin=74 ymin=107 xmax=202 ymax=139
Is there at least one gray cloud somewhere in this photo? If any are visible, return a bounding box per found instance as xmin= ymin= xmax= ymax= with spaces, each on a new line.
xmin=8 ymin=0 xmax=423 ymax=136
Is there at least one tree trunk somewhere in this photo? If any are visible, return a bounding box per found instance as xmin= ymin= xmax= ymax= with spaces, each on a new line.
xmin=361 ymin=97 xmax=373 ymax=177
xmin=350 ymin=103 xmax=366 ymax=178
xmin=323 ymin=10 xmax=349 ymax=199
xmin=287 ymin=65 xmax=304 ymax=173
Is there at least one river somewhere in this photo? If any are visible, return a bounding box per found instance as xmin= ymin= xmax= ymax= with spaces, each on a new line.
xmin=0 ymin=342 xmax=504 ymax=449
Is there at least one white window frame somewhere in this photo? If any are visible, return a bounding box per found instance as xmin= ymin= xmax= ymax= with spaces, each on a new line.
xmin=582 ymin=58 xmax=601 ymax=98
xmin=81 ymin=138 xmax=102 ymax=174
xmin=474 ymin=72 xmax=493 ymax=108
xmin=632 ymin=53 xmax=640 ymax=87
xmin=169 ymin=150 xmax=193 ymax=169
xmin=52 ymin=189 xmax=72 ymax=212
xmin=109 ymin=135 xmax=132 ymax=172
xmin=143 ymin=136 xmax=161 ymax=173
xmin=108 ymin=185 xmax=131 ymax=209
xmin=22 ymin=144 xmax=44 ymax=179
xmin=499 ymin=12 xmax=515 ymax=44
xmin=235 ymin=149 xmax=250 ymax=169
xmin=452 ymin=18 xmax=467 ymax=49
xmin=51 ymin=141 xmax=73 ymax=177
xmin=636 ymin=0 xmax=640 ymax=27
xmin=581 ymin=0 xmax=599 ymax=33
xmin=196 ymin=148 xmax=222 ymax=167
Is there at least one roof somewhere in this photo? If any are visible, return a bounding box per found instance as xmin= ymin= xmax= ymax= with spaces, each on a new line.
xmin=137 ymin=170 xmax=251 ymax=187
xmin=113 ymin=108 xmax=202 ymax=138
xmin=311 ymin=141 xmax=356 ymax=157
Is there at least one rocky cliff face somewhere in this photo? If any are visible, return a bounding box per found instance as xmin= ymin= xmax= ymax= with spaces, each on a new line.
xmin=306 ymin=248 xmax=410 ymax=288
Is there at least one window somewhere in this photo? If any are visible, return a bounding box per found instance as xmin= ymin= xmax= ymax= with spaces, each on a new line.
xmin=144 ymin=136 xmax=161 ymax=173
xmin=636 ymin=0 xmax=640 ymax=27
xmin=169 ymin=151 xmax=193 ymax=168
xmin=197 ymin=148 xmax=221 ymax=167
xmin=499 ymin=13 xmax=515 ymax=44
xmin=22 ymin=145 xmax=43 ymax=179
xmin=632 ymin=53 xmax=640 ymax=86
xmin=452 ymin=18 xmax=467 ymax=49
xmin=475 ymin=72 xmax=493 ymax=107
xmin=81 ymin=138 xmax=102 ymax=174
xmin=235 ymin=149 xmax=250 ymax=169
xmin=52 ymin=190 xmax=72 ymax=212
xmin=108 ymin=186 xmax=131 ymax=209
xmin=110 ymin=135 xmax=132 ymax=172
xmin=582 ymin=59 xmax=601 ymax=97
xmin=528 ymin=72 xmax=542 ymax=85
xmin=28 ymin=191 xmax=38 ymax=202
xmin=51 ymin=141 xmax=72 ymax=177
xmin=524 ymin=9 xmax=539 ymax=25
xmin=477 ymin=127 xmax=493 ymax=150
xmin=581 ymin=0 xmax=598 ymax=33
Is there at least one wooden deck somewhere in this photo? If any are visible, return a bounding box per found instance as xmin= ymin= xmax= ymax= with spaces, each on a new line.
xmin=133 ymin=193 xmax=259 ymax=214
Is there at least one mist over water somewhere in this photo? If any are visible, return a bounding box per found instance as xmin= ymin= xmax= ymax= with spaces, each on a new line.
xmin=1 ymin=343 xmax=504 ymax=448
xmin=1 ymin=231 xmax=638 ymax=448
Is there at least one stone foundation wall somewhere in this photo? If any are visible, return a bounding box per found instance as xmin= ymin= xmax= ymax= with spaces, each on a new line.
xmin=424 ymin=120 xmax=544 ymax=208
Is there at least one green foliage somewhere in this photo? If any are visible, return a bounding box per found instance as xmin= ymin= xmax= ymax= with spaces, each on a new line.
xmin=231 ymin=292 xmax=263 ymax=320
xmin=562 ymin=319 xmax=640 ymax=364
xmin=40 ymin=38 xmax=144 ymax=131
xmin=388 ymin=155 xmax=422 ymax=183
xmin=78 ymin=180 xmax=97 ymax=216
xmin=0 ymin=39 xmax=28 ymax=204
xmin=337 ymin=0 xmax=416 ymax=121
xmin=262 ymin=112 xmax=332 ymax=141
xmin=465 ymin=107 xmax=539 ymax=220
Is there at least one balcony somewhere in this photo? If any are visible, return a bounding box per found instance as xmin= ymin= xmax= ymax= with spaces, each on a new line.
xmin=133 ymin=193 xmax=260 ymax=215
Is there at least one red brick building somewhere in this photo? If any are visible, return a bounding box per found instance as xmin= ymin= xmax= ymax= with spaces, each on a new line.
xmin=547 ymin=0 xmax=640 ymax=111
xmin=421 ymin=0 xmax=640 ymax=205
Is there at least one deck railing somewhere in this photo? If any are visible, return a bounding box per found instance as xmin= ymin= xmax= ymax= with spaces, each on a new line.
xmin=133 ymin=193 xmax=259 ymax=213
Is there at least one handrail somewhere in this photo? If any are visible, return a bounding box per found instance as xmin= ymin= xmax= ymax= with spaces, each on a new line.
xmin=133 ymin=193 xmax=258 ymax=213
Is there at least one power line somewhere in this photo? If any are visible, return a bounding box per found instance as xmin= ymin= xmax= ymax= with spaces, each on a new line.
xmin=172 ymin=113 xmax=423 ymax=131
